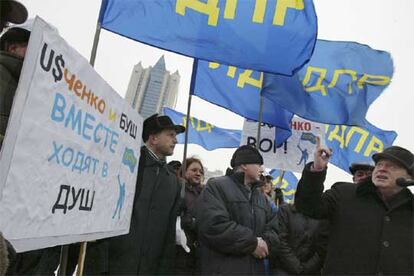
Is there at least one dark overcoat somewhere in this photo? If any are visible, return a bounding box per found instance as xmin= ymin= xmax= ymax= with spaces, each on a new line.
xmin=295 ymin=163 xmax=413 ymax=275
xmin=195 ymin=172 xmax=279 ymax=275
xmin=274 ymin=204 xmax=328 ymax=275
xmin=85 ymin=146 xmax=181 ymax=275
xmin=0 ymin=51 xmax=22 ymax=148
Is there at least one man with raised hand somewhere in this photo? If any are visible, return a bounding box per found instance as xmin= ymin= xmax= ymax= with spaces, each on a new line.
xmin=196 ymin=145 xmax=279 ymax=275
xmin=295 ymin=138 xmax=413 ymax=275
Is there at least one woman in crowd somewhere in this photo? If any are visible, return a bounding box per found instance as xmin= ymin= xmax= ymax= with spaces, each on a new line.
xmin=176 ymin=157 xmax=205 ymax=275
xmin=261 ymin=175 xmax=277 ymax=213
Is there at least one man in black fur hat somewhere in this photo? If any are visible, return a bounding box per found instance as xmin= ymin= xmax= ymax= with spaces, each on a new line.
xmin=196 ymin=145 xmax=279 ymax=275
xmin=85 ymin=114 xmax=185 ymax=275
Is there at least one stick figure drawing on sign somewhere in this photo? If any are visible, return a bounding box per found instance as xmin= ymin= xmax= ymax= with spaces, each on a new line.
xmin=297 ymin=144 xmax=309 ymax=168
xmin=113 ymin=174 xmax=126 ymax=220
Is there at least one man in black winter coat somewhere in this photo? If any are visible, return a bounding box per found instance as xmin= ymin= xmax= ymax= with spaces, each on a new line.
xmin=84 ymin=114 xmax=185 ymax=275
xmin=295 ymin=139 xmax=414 ymax=275
xmin=196 ymin=145 xmax=279 ymax=275
xmin=274 ymin=203 xmax=328 ymax=275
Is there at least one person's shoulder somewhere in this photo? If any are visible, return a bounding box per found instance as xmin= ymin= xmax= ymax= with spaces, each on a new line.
xmin=165 ymin=163 xmax=177 ymax=175
xmin=331 ymin=181 xmax=354 ymax=189
xmin=330 ymin=181 xmax=358 ymax=196
xmin=206 ymin=175 xmax=228 ymax=185
xmin=0 ymin=59 xmax=13 ymax=78
xmin=205 ymin=176 xmax=233 ymax=193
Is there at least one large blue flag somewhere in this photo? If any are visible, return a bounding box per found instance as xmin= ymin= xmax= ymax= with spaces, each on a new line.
xmin=163 ymin=107 xmax=241 ymax=151
xmin=262 ymin=40 xmax=394 ymax=126
xmin=99 ymin=0 xmax=317 ymax=75
xmin=325 ymin=121 xmax=397 ymax=174
xmin=270 ymin=170 xmax=298 ymax=203
xmin=193 ymin=60 xmax=293 ymax=146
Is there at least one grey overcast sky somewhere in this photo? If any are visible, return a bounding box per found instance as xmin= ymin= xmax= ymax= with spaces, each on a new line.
xmin=18 ymin=0 xmax=414 ymax=185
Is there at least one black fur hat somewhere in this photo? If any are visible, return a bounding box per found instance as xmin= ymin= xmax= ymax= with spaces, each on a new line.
xmin=231 ymin=145 xmax=263 ymax=167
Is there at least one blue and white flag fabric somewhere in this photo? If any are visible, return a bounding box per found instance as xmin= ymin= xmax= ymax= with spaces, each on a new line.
xmin=325 ymin=121 xmax=397 ymax=174
xmin=270 ymin=170 xmax=298 ymax=204
xmin=193 ymin=60 xmax=293 ymax=146
xmin=163 ymin=107 xmax=241 ymax=151
xmin=98 ymin=0 xmax=317 ymax=75
xmin=262 ymin=40 xmax=394 ymax=126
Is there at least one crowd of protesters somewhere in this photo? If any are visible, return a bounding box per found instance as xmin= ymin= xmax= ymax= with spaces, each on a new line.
xmin=2 ymin=110 xmax=411 ymax=275
xmin=1 ymin=1 xmax=413 ymax=276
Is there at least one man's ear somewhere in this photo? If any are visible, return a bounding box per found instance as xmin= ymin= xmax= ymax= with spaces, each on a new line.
xmin=6 ymin=43 xmax=18 ymax=54
xmin=147 ymin=133 xmax=158 ymax=145
xmin=6 ymin=43 xmax=27 ymax=56
xmin=6 ymin=43 xmax=19 ymax=54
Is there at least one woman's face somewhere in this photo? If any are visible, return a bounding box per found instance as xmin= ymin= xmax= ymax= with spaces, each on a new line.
xmin=263 ymin=182 xmax=272 ymax=194
xmin=185 ymin=162 xmax=204 ymax=185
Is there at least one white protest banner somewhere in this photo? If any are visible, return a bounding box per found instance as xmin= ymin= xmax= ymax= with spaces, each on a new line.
xmin=0 ymin=17 xmax=142 ymax=252
xmin=241 ymin=117 xmax=325 ymax=172
xmin=241 ymin=119 xmax=278 ymax=169
xmin=272 ymin=117 xmax=325 ymax=172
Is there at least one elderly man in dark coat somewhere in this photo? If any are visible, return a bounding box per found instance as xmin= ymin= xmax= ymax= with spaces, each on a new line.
xmin=295 ymin=139 xmax=414 ymax=275
xmin=84 ymin=114 xmax=185 ymax=275
xmin=196 ymin=145 xmax=279 ymax=275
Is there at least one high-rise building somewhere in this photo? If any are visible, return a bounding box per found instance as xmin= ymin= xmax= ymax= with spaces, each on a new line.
xmin=125 ymin=56 xmax=180 ymax=118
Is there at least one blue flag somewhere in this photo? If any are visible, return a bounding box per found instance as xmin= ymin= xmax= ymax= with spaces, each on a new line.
xmin=99 ymin=0 xmax=317 ymax=75
xmin=163 ymin=107 xmax=241 ymax=151
xmin=325 ymin=121 xmax=397 ymax=174
xmin=193 ymin=60 xmax=293 ymax=146
xmin=262 ymin=40 xmax=394 ymax=126
xmin=270 ymin=170 xmax=298 ymax=203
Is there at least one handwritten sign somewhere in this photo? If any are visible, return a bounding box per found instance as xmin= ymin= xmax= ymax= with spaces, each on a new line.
xmin=0 ymin=17 xmax=142 ymax=252
xmin=241 ymin=117 xmax=324 ymax=172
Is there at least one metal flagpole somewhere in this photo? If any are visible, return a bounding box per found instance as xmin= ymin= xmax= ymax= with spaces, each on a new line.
xmin=181 ymin=59 xmax=198 ymax=176
xmin=89 ymin=21 xmax=101 ymax=67
xmin=256 ymin=95 xmax=264 ymax=148
xmin=181 ymin=94 xmax=192 ymax=176
xmin=76 ymin=242 xmax=88 ymax=276
xmin=57 ymin=245 xmax=69 ymax=276
xmin=275 ymin=170 xmax=286 ymax=208
xmin=0 ymin=4 xmax=2 ymax=31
